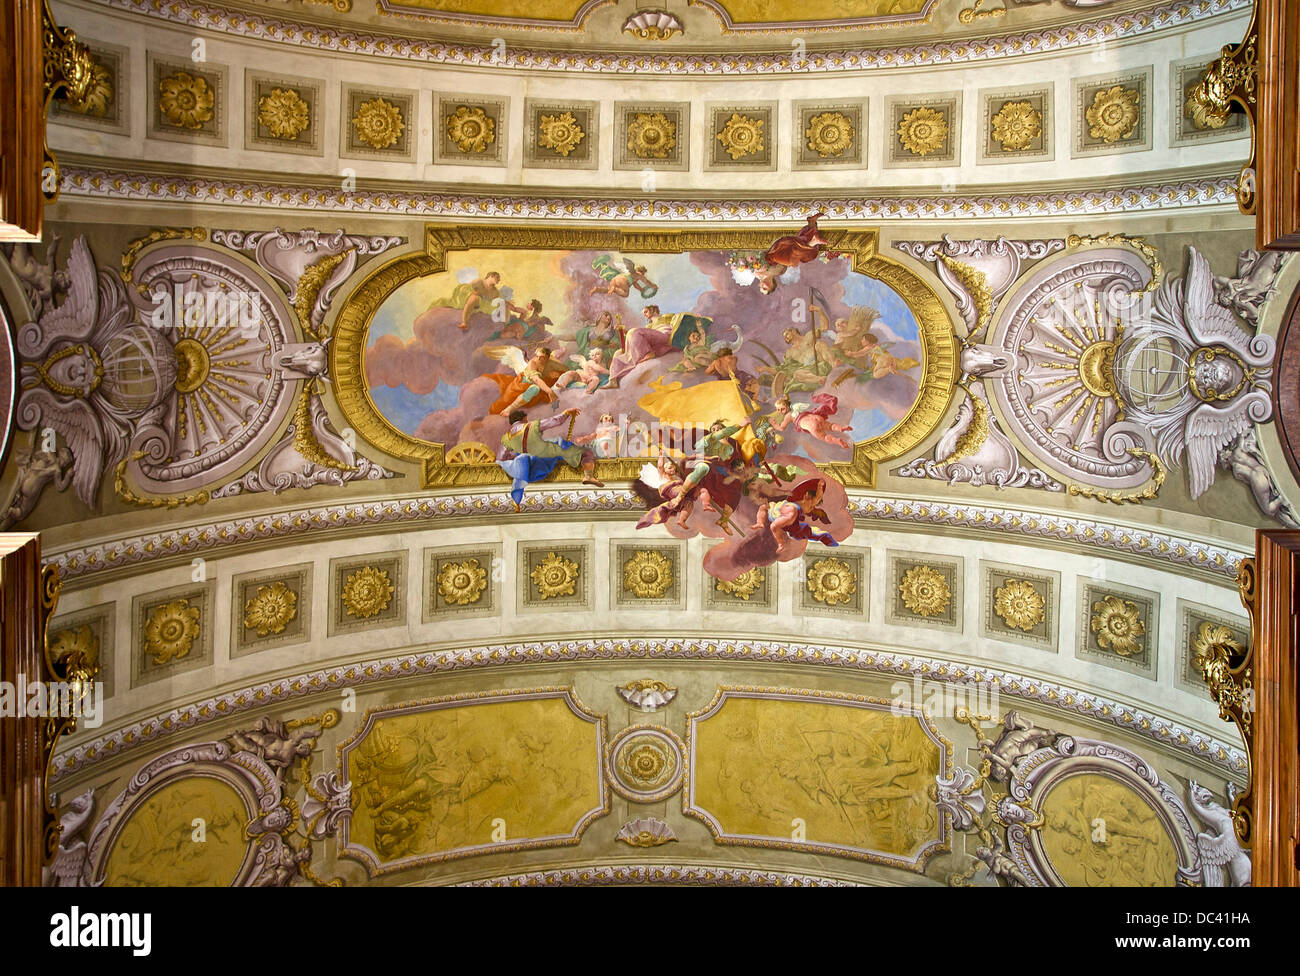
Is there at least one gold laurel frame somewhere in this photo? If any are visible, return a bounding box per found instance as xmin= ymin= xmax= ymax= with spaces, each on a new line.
xmin=331 ymin=223 xmax=957 ymax=490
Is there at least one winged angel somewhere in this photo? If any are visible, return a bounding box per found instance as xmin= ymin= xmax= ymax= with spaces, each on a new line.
xmin=1122 ymin=247 xmax=1296 ymax=524
xmin=9 ymin=236 xmax=173 ymax=516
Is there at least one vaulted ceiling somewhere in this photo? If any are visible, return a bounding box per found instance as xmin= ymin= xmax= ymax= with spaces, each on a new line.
xmin=8 ymin=0 xmax=1273 ymax=887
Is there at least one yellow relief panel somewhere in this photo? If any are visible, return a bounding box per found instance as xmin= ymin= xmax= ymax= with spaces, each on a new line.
xmin=103 ymin=778 xmax=249 ymax=886
xmin=711 ymin=0 xmax=930 ymax=24
xmin=691 ymin=695 xmax=942 ymax=859
xmin=1039 ymin=773 xmax=1178 ymax=887
xmin=346 ymin=695 xmax=603 ymax=867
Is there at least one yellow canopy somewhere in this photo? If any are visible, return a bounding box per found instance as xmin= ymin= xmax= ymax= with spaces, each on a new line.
xmin=637 ymin=376 xmax=764 ymax=461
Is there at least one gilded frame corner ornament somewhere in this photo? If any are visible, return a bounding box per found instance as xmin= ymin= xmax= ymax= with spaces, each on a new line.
xmin=330 ymin=222 xmax=958 ymax=491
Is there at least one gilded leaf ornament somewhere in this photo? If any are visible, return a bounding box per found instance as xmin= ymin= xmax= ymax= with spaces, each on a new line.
xmin=990 ymin=100 xmax=1041 ymax=151
xmin=353 ymin=97 xmax=404 ymax=150
xmin=537 ymin=111 xmax=585 ymax=157
xmin=144 ymin=599 xmax=201 ymax=665
xmin=437 ymin=559 xmax=488 ymax=606
xmin=446 ymin=105 xmax=496 ymax=153
xmin=993 ymin=580 xmax=1044 ymax=631
xmin=715 ymin=113 xmax=764 ymax=160
xmin=807 ymin=557 xmax=857 ymax=606
xmin=899 ymin=565 xmax=951 ymax=617
xmin=623 ymin=550 xmax=673 ymax=599
xmin=258 ymin=87 xmax=310 ymax=140
xmin=243 ymin=581 xmax=298 ymax=637
xmin=1090 ymin=595 xmax=1145 ymax=656
xmin=897 ymin=106 xmax=948 ymax=156
xmin=716 ymin=567 xmax=764 ymax=600
xmin=531 ymin=551 xmax=579 ymax=599
xmin=804 ymin=111 xmax=855 ymax=158
xmin=341 ymin=566 xmax=394 ymax=619
xmin=1086 ymin=86 xmax=1140 ymax=143
xmin=627 ymin=112 xmax=676 ymax=159
xmin=158 ymin=71 xmax=214 ymax=130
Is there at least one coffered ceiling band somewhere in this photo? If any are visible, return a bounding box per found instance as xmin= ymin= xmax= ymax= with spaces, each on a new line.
xmin=49 ymin=634 xmax=1246 ymax=786
xmin=43 ymin=490 xmax=1249 ymax=586
xmin=58 ymin=166 xmax=1239 ymax=221
xmin=82 ymin=0 xmax=1249 ymax=74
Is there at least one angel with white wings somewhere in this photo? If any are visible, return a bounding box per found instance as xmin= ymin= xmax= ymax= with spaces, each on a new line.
xmin=1131 ymin=247 xmax=1281 ymax=512
xmin=483 ymin=344 xmax=566 ymax=416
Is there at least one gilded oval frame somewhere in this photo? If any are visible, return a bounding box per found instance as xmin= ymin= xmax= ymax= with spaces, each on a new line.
xmin=331 ymin=223 xmax=957 ymax=489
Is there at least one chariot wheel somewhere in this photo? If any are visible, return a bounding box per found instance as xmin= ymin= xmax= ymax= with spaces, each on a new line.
xmin=446 ymin=441 xmax=495 ymax=464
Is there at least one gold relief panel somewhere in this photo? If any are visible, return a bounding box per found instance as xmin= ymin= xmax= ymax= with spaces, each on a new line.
xmin=685 ymin=687 xmax=950 ymax=870
xmin=147 ymin=54 xmax=226 ymax=145
xmin=885 ymin=550 xmax=962 ymax=632
xmin=524 ymin=99 xmax=597 ymax=169
xmin=48 ymin=602 xmax=116 ymax=700
xmin=1175 ymin=599 xmax=1250 ymax=697
xmin=50 ymin=41 xmax=128 ymax=135
xmin=329 ymin=223 xmax=957 ymax=493
xmin=793 ymin=99 xmax=865 ymax=169
xmin=435 ymin=93 xmax=507 ymax=166
xmin=130 ymin=581 xmax=215 ymax=689
xmin=1170 ymin=56 xmax=1250 ymax=148
xmin=231 ymin=563 xmax=312 ymax=658
xmin=612 ymin=542 xmax=684 ymax=609
xmin=885 ymin=93 xmax=960 ymax=168
xmin=1076 ymin=579 xmax=1159 ymax=679
xmin=980 ymin=560 xmax=1059 ymax=653
xmin=423 ymin=544 xmax=501 ymax=622
xmin=337 ymin=688 xmax=608 ymax=873
xmin=1073 ymin=68 xmax=1152 ymax=157
xmin=977 ymin=84 xmax=1053 ymax=164
xmin=615 ymin=102 xmax=689 ymax=171
xmin=245 ymin=70 xmax=323 ymax=156
xmin=796 ymin=549 xmax=867 ymax=617
xmin=706 ymin=103 xmax=776 ymax=170
xmin=703 ymin=555 xmax=774 ymax=613
xmin=99 ymin=770 xmax=253 ymax=886
xmin=517 ymin=542 xmax=592 ymax=612
xmin=328 ymin=550 xmax=407 ymax=638
xmin=342 ymin=86 xmax=416 ymax=161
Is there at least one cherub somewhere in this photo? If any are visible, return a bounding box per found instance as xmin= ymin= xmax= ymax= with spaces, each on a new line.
xmin=554 ymin=347 xmax=611 ymax=394
xmin=771 ymin=393 xmax=854 ymax=449
xmin=590 ymin=254 xmax=658 ymax=298
xmin=756 ymin=476 xmax=839 ymax=555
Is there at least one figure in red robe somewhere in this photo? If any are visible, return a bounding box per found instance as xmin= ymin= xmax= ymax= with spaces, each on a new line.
xmin=756 ymin=213 xmax=837 ymax=294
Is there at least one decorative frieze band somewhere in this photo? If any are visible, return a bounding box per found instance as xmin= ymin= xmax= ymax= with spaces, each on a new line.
xmin=45 ymin=490 xmax=1247 ymax=584
xmin=457 ymin=865 xmax=855 ymax=886
xmin=86 ymin=0 xmax=1249 ymax=75
xmin=50 ymin=635 xmax=1246 ymax=784
xmin=59 ymin=166 xmax=1240 ymax=221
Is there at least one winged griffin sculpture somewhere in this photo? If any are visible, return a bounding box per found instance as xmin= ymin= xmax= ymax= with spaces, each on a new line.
xmin=1187 ymin=781 xmax=1250 ymax=887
